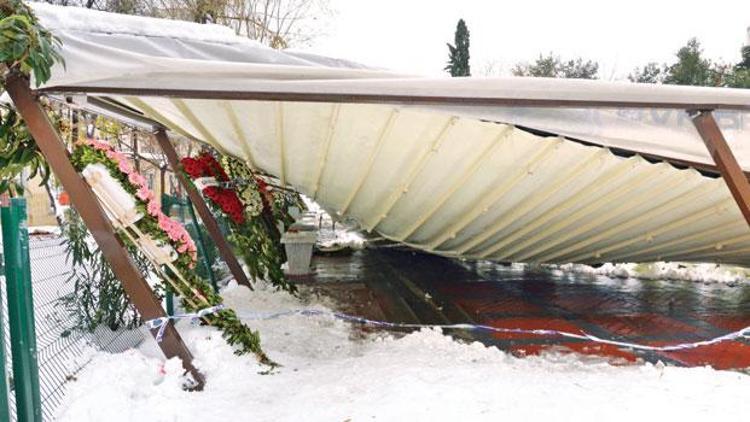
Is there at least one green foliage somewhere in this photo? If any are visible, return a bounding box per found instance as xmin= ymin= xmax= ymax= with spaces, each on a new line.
xmin=60 ymin=207 xmax=143 ymax=331
xmin=0 ymin=103 xmax=51 ymax=195
xmin=445 ymin=19 xmax=470 ymax=77
xmin=221 ymin=156 xmax=298 ymax=294
xmin=0 ymin=0 xmax=63 ymax=195
xmin=628 ymin=62 xmax=666 ymax=83
xmin=740 ymin=45 xmax=750 ymax=69
xmin=628 ymin=37 xmax=749 ymax=88
xmin=663 ymin=38 xmax=719 ymax=86
xmin=0 ymin=0 xmax=63 ymax=86
xmin=512 ymin=54 xmax=599 ymax=79
xmin=725 ymin=68 xmax=750 ymax=88
xmin=726 ymin=44 xmax=750 ymax=88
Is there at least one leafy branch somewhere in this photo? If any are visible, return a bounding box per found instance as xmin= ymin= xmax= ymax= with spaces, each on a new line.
xmin=0 ymin=0 xmax=64 ymax=195
xmin=0 ymin=103 xmax=51 ymax=194
xmin=0 ymin=0 xmax=64 ymax=86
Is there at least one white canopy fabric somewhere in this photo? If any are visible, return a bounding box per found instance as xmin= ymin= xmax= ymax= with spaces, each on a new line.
xmin=28 ymin=3 xmax=750 ymax=265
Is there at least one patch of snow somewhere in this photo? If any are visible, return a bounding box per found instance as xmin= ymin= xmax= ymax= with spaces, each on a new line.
xmin=553 ymin=262 xmax=749 ymax=285
xmin=57 ymin=281 xmax=750 ymax=421
xmin=32 ymin=2 xmax=250 ymax=46
xmin=28 ymin=225 xmax=60 ymax=235
xmin=300 ymin=195 xmax=366 ymax=250
xmin=318 ymin=229 xmax=365 ymax=250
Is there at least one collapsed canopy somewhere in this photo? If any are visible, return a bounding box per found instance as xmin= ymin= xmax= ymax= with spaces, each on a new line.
xmin=30 ymin=3 xmax=750 ymax=265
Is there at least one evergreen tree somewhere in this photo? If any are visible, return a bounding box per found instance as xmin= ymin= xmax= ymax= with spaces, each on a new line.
xmin=628 ymin=62 xmax=666 ymax=83
xmin=445 ymin=19 xmax=471 ymax=77
xmin=628 ymin=37 xmax=747 ymax=88
xmin=726 ymin=38 xmax=750 ymax=88
xmin=664 ymin=38 xmax=717 ymax=86
xmin=512 ymin=54 xmax=599 ymax=79
xmin=740 ymin=44 xmax=750 ymax=69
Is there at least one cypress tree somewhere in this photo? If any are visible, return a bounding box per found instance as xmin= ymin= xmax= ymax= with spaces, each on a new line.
xmin=445 ymin=19 xmax=471 ymax=77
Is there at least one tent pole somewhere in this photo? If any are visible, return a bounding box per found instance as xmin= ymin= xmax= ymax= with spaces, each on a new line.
xmin=692 ymin=110 xmax=750 ymax=226
xmin=152 ymin=128 xmax=254 ymax=290
xmin=3 ymin=71 xmax=205 ymax=389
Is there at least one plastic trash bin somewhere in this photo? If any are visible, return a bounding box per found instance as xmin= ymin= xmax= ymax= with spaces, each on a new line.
xmin=281 ymin=227 xmax=318 ymax=275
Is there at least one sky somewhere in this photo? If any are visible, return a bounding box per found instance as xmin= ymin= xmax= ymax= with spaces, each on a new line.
xmin=308 ymin=0 xmax=750 ymax=80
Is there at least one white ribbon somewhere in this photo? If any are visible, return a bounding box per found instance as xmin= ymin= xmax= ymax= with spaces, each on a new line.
xmin=145 ymin=304 xmax=226 ymax=342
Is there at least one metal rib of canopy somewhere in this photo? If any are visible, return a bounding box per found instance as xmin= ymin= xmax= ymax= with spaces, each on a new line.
xmin=110 ymin=97 xmax=750 ymax=266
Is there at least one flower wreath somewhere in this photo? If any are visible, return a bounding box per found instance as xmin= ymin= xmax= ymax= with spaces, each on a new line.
xmin=181 ymin=152 xmax=246 ymax=224
xmin=72 ymin=139 xmax=274 ymax=365
xmin=181 ymin=152 xmax=296 ymax=293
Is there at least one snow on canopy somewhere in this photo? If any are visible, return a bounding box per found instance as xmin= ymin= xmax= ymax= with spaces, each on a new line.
xmin=30 ymin=3 xmax=750 ymax=266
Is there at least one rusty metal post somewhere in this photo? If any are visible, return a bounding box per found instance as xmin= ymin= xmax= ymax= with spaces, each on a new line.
xmin=153 ymin=128 xmax=254 ymax=290
xmin=4 ymin=71 xmax=205 ymax=388
xmin=692 ymin=110 xmax=750 ymax=227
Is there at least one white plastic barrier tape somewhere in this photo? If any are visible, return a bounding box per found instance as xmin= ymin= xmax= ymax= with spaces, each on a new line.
xmin=145 ymin=304 xmax=226 ymax=342
xmin=145 ymin=306 xmax=750 ymax=352
xmin=234 ymin=309 xmax=750 ymax=353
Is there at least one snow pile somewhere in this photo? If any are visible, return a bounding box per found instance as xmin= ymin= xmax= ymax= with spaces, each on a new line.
xmin=553 ymin=262 xmax=749 ymax=284
xmin=317 ymin=229 xmax=366 ymax=250
xmin=57 ymin=282 xmax=750 ymax=421
xmin=300 ymin=195 xmax=366 ymax=250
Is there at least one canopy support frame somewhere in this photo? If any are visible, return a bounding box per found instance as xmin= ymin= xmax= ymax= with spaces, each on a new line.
xmin=153 ymin=128 xmax=254 ymax=290
xmin=4 ymin=71 xmax=205 ymax=389
xmin=692 ymin=110 xmax=750 ymax=227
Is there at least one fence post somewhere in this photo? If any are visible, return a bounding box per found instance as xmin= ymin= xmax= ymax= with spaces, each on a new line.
xmin=1 ymin=197 xmax=42 ymax=421
xmin=0 ymin=230 xmax=9 ymax=422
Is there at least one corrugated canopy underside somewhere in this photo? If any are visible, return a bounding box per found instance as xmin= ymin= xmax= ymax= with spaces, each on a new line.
xmin=115 ymin=97 xmax=750 ymax=266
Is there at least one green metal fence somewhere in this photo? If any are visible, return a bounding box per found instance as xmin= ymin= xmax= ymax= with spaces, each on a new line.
xmin=0 ymin=199 xmax=145 ymax=421
xmin=2 ymin=198 xmax=42 ymax=421
xmin=161 ymin=194 xmax=227 ymax=293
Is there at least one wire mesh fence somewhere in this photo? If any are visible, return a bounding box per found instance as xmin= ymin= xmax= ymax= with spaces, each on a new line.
xmin=1 ymin=231 xmax=145 ymax=421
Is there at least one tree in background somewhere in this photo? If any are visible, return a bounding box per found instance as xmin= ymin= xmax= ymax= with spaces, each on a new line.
xmin=512 ymin=54 xmax=599 ymax=79
xmin=629 ymin=37 xmax=748 ymax=88
xmin=663 ymin=38 xmax=719 ymax=86
xmin=740 ymin=43 xmax=750 ymax=69
xmin=628 ymin=62 xmax=666 ymax=83
xmin=726 ymin=38 xmax=750 ymax=88
xmin=445 ymin=19 xmax=470 ymax=77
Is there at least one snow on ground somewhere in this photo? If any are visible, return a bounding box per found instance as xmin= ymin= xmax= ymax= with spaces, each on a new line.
xmin=57 ymin=281 xmax=749 ymax=422
xmin=550 ymin=262 xmax=750 ymax=285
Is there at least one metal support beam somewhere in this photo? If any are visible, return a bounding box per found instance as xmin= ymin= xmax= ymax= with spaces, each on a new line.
xmin=153 ymin=128 xmax=254 ymax=290
xmin=40 ymin=85 xmax=750 ymax=112
xmin=3 ymin=71 xmax=205 ymax=388
xmin=692 ymin=110 xmax=750 ymax=227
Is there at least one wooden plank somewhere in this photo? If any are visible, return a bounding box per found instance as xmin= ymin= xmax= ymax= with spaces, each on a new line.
xmin=692 ymin=110 xmax=750 ymax=226
xmin=152 ymin=128 xmax=254 ymax=290
xmin=3 ymin=71 xmax=205 ymax=388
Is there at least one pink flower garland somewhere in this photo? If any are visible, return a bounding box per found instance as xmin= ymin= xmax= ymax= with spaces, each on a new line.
xmin=80 ymin=138 xmax=198 ymax=263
